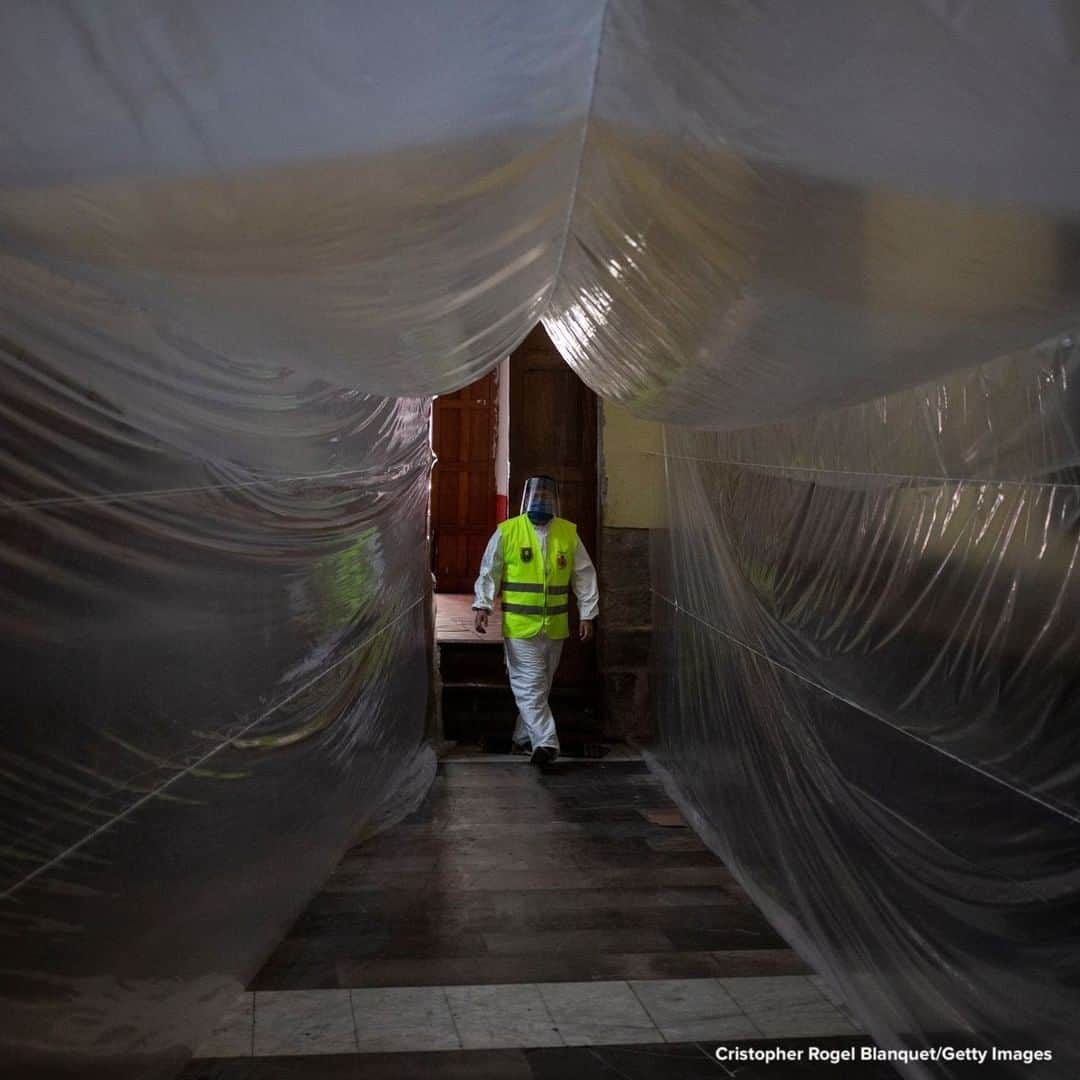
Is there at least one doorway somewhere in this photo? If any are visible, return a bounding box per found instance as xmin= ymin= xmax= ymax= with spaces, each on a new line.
xmin=508 ymin=325 xmax=597 ymax=687
xmin=430 ymin=324 xmax=600 ymax=742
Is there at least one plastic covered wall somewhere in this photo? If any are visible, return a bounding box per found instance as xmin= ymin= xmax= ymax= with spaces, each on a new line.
xmin=3 ymin=2 xmax=1080 ymax=1077
xmin=1 ymin=334 xmax=435 ymax=1075
xmin=648 ymin=337 xmax=1080 ymax=1077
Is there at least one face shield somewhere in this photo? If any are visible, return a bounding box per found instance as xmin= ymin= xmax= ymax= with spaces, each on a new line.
xmin=521 ymin=475 xmax=560 ymax=524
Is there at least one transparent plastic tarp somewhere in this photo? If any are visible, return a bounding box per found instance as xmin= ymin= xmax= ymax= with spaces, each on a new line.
xmin=3 ymin=2 xmax=1080 ymax=1078
xmin=543 ymin=3 xmax=1080 ymax=1076
xmin=0 ymin=2 xmax=604 ymax=397
xmin=648 ymin=338 xmax=1080 ymax=1078
xmin=0 ymin=4 xmax=605 ymax=1075
xmin=1 ymin=333 xmax=436 ymax=1075
xmin=546 ymin=0 xmax=1080 ymax=428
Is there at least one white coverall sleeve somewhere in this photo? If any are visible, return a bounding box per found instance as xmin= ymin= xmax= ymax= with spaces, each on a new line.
xmin=472 ymin=531 xmax=503 ymax=611
xmin=573 ymin=538 xmax=599 ymax=621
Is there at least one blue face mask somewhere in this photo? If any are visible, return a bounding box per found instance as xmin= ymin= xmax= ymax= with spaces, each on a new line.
xmin=527 ymin=510 xmax=553 ymax=526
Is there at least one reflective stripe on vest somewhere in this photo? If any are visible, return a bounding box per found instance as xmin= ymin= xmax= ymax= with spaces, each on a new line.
xmin=502 ymin=601 xmax=544 ymax=615
xmin=498 ymin=514 xmax=577 ymax=640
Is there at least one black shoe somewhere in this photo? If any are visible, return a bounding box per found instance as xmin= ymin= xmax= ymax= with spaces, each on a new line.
xmin=530 ymin=746 xmax=557 ymax=768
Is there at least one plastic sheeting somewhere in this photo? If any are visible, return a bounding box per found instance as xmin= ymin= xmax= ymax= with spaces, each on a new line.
xmin=1 ymin=3 xmax=603 ymax=1075
xmin=0 ymin=2 xmax=604 ymax=396
xmin=547 ymin=0 xmax=1080 ymax=428
xmin=3 ymin=2 xmax=1080 ymax=1077
xmin=545 ymin=6 xmax=1080 ymax=1073
xmin=1 ymin=330 xmax=435 ymax=1074
xmin=649 ymin=336 xmax=1080 ymax=1077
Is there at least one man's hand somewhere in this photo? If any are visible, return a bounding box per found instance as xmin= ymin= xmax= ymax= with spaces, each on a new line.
xmin=579 ymin=619 xmax=595 ymax=643
xmin=473 ymin=609 xmax=489 ymax=634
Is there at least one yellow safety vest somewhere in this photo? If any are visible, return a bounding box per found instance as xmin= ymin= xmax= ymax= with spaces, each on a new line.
xmin=499 ymin=515 xmax=577 ymax=640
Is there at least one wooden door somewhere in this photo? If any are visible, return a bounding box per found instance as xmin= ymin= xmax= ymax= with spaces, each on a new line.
xmin=509 ymin=325 xmax=598 ymax=687
xmin=431 ymin=372 xmax=497 ymax=594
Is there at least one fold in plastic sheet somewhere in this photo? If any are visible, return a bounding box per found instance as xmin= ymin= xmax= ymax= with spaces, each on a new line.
xmin=649 ymin=337 xmax=1080 ymax=1077
xmin=0 ymin=330 xmax=435 ymax=1075
xmin=0 ymin=1 xmax=605 ymax=396
xmin=546 ymin=0 xmax=1080 ymax=428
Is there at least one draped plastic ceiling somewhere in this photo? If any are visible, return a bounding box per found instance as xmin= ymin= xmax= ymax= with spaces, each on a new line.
xmin=2 ymin=3 xmax=1078 ymax=1077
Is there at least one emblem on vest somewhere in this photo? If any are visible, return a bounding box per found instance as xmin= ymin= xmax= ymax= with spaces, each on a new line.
xmin=557 ymin=552 xmax=567 ymax=570
xmin=521 ymin=546 xmax=533 ymax=563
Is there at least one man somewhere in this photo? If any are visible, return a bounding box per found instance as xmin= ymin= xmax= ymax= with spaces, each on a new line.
xmin=473 ymin=475 xmax=598 ymax=766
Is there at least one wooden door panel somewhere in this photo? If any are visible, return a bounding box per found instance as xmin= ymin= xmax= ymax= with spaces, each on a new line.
xmin=436 ymin=533 xmax=466 ymax=591
xmin=438 ymin=409 xmax=462 ymax=460
xmin=519 ymin=375 xmax=587 ymax=466
xmin=432 ymin=371 xmax=497 ymax=593
xmin=519 ymin=371 xmax=557 ymax=453
xmin=467 ymin=534 xmax=490 ymax=580
xmin=465 ymin=411 xmax=491 ymax=462
xmin=466 ymin=470 xmax=491 ymax=526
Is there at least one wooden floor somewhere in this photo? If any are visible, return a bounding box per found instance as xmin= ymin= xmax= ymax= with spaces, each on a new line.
xmin=186 ymin=762 xmax=895 ymax=1078
xmin=436 ymin=593 xmax=502 ymax=644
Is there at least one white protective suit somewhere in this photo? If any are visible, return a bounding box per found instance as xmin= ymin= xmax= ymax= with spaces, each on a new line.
xmin=473 ymin=522 xmax=599 ymax=754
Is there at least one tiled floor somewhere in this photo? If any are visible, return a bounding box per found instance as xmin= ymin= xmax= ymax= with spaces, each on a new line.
xmin=186 ymin=761 xmax=888 ymax=1077
xmin=184 ymin=1038 xmax=903 ymax=1080
xmin=197 ymin=976 xmax=855 ymax=1057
